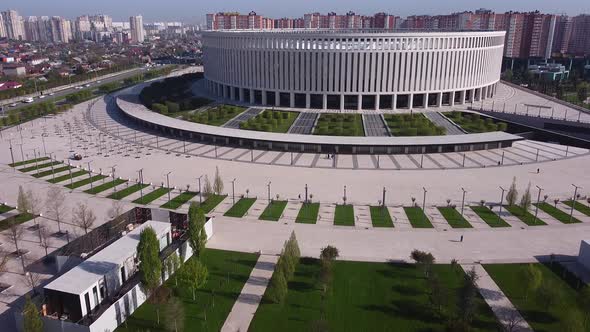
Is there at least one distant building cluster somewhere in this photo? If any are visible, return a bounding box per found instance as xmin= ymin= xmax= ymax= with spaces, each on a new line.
xmin=206 ymin=10 xmax=590 ymax=58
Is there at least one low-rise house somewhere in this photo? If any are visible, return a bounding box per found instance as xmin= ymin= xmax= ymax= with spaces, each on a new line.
xmin=2 ymin=64 xmax=27 ymax=77
xmin=0 ymin=81 xmax=23 ymax=91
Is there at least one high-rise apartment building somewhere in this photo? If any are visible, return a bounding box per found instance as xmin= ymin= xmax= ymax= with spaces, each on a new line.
xmin=129 ymin=15 xmax=145 ymax=43
xmin=24 ymin=16 xmax=40 ymax=41
xmin=1 ymin=10 xmax=25 ymax=40
xmin=0 ymin=13 xmax=7 ymax=38
xmin=206 ymin=11 xmax=273 ymax=30
xmin=50 ymin=16 xmax=72 ymax=43
xmin=568 ymin=15 xmax=590 ymax=55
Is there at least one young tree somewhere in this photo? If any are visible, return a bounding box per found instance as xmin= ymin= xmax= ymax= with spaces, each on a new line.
xmin=519 ymin=182 xmax=532 ymax=213
xmin=410 ymin=250 xmax=435 ymax=278
xmin=213 ymin=166 xmax=224 ymax=195
xmin=577 ymin=82 xmax=589 ymax=104
xmin=45 ymin=186 xmax=67 ymax=234
xmin=149 ymin=285 xmax=171 ymax=325
xmin=72 ymin=202 xmax=96 ymax=235
xmin=187 ymin=202 xmax=207 ymax=259
xmin=457 ymin=267 xmax=479 ymax=325
xmin=39 ymin=224 xmax=52 ymax=257
xmin=203 ymin=175 xmax=213 ymax=199
xmin=23 ymin=270 xmax=42 ymax=295
xmin=17 ymin=186 xmax=30 ymax=214
xmin=265 ymin=265 xmax=288 ymax=304
xmin=536 ymin=281 xmax=561 ymax=308
xmin=107 ymin=200 xmax=126 ymax=221
xmin=26 ymin=189 xmax=42 ymax=231
xmin=22 ymin=295 xmax=43 ymax=332
xmin=506 ymin=177 xmax=518 ymax=206
xmin=320 ymin=245 xmax=339 ymax=262
xmin=164 ymin=296 xmax=185 ymax=332
xmin=0 ymin=249 xmax=9 ymax=275
xmin=428 ymin=274 xmax=449 ymax=316
xmin=8 ymin=224 xmax=26 ymax=273
xmin=179 ymin=259 xmax=208 ymax=301
xmin=522 ymin=263 xmax=542 ymax=301
xmin=166 ymin=252 xmax=181 ymax=286
xmin=137 ymin=227 xmax=163 ymax=295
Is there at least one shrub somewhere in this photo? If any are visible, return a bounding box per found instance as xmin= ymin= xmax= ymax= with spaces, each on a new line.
xmin=152 ymin=103 xmax=168 ymax=114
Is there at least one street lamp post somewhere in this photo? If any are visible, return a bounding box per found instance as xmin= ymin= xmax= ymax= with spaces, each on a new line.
xmin=231 ymin=178 xmax=236 ymax=204
xmin=305 ymin=184 xmax=308 ymax=203
xmin=87 ymin=161 xmax=93 ymax=190
xmin=460 ymin=187 xmax=467 ymax=216
xmin=382 ymin=187 xmax=386 ymax=207
xmin=267 ymin=181 xmax=272 ymax=202
xmin=111 ymin=165 xmax=118 ymax=193
xmin=343 ymin=185 xmax=347 ymax=205
xmin=138 ymin=169 xmax=144 ymax=202
xmin=422 ymin=187 xmax=427 ymax=224
xmin=68 ymin=159 xmax=73 ymax=187
xmin=534 ymin=186 xmax=543 ymax=225
xmin=570 ymin=184 xmax=582 ymax=223
xmin=166 ymin=172 xmax=172 ymax=204
xmin=498 ymin=186 xmax=506 ymax=224
xmin=197 ymin=175 xmax=203 ymax=204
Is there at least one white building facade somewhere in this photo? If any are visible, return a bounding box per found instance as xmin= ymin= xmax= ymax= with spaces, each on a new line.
xmin=202 ymin=29 xmax=506 ymax=110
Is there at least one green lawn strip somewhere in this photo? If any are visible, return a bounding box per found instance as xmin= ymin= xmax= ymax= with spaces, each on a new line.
xmin=484 ymin=263 xmax=587 ymax=332
xmin=116 ymin=249 xmax=259 ymax=332
xmin=190 ymin=104 xmax=246 ymax=126
xmin=84 ymin=179 xmax=128 ymax=194
xmin=0 ymin=213 xmax=35 ymax=232
xmin=240 ymin=110 xmax=299 ymax=133
xmin=334 ymin=204 xmax=355 ymax=226
xmin=197 ymin=194 xmax=227 ymax=213
xmin=313 ymin=113 xmax=365 ymax=136
xmin=107 ymin=183 xmax=150 ymax=200
xmin=295 ymin=202 xmax=320 ymax=224
xmin=132 ymin=187 xmax=171 ymax=205
xmin=18 ymin=161 xmax=62 ymax=173
xmin=0 ymin=204 xmax=15 ymax=214
xmin=251 ymin=260 xmax=499 ymax=332
xmin=383 ymin=113 xmax=446 ymax=136
xmin=32 ymin=165 xmax=74 ymax=178
xmin=64 ymin=175 xmax=108 ymax=189
xmin=161 ymin=191 xmax=199 ymax=209
xmin=369 ymin=206 xmax=394 ymax=227
xmin=259 ymin=200 xmax=288 ymax=221
xmin=9 ymin=157 xmax=50 ymax=167
xmin=437 ymin=207 xmax=473 ymax=228
xmin=47 ymin=170 xmax=88 ymax=184
xmin=470 ymin=206 xmax=510 ymax=227
xmin=443 ymin=111 xmax=507 ymax=133
xmin=403 ymin=207 xmax=434 ymax=228
xmin=224 ymin=198 xmax=257 ymax=217
xmin=504 ymin=205 xmax=547 ymax=226
xmin=563 ymin=200 xmax=590 ymax=217
xmin=534 ymin=202 xmax=581 ymax=224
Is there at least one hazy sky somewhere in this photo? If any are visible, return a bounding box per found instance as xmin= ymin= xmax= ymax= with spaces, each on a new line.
xmin=3 ymin=0 xmax=589 ymax=23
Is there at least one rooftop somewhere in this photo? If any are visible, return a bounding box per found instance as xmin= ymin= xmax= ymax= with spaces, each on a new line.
xmin=204 ymin=28 xmax=503 ymax=36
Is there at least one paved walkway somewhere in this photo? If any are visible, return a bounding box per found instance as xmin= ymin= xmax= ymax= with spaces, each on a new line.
xmin=221 ymin=254 xmax=278 ymax=332
xmin=462 ymin=264 xmax=532 ymax=332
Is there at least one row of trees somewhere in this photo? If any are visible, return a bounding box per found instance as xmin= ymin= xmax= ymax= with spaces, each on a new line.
xmin=200 ymin=166 xmax=224 ymax=199
xmin=265 ymin=231 xmax=301 ymax=303
xmin=139 ymin=72 xmax=210 ymax=114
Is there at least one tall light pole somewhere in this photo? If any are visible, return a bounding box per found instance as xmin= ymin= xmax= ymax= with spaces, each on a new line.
xmin=382 ymin=187 xmax=386 ymax=207
xmin=138 ymin=168 xmax=144 ymax=202
xmin=68 ymin=159 xmax=73 ymax=187
xmin=231 ymin=178 xmax=236 ymax=205
xmin=305 ymin=183 xmax=308 ymax=203
xmin=534 ymin=185 xmax=543 ymax=225
xmin=343 ymin=185 xmax=347 ymax=205
xmin=422 ymin=187 xmax=427 ymax=224
xmin=166 ymin=171 xmax=172 ymax=204
xmin=498 ymin=186 xmax=506 ymax=224
xmin=570 ymin=184 xmax=582 ymax=223
xmin=197 ymin=175 xmax=203 ymax=204
xmin=111 ymin=165 xmax=118 ymax=193
xmin=87 ymin=161 xmax=93 ymax=190
xmin=267 ymin=181 xmax=272 ymax=202
xmin=460 ymin=187 xmax=467 ymax=216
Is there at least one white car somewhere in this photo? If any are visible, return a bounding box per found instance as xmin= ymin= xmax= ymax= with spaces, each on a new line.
xmin=38 ymin=95 xmax=46 ymax=99
xmin=75 ymin=86 xmax=83 ymax=90
xmin=23 ymin=97 xmax=34 ymax=103
xmin=84 ymin=84 xmax=91 ymax=87
xmin=48 ymin=92 xmax=55 ymax=96
xmin=10 ymin=103 xmax=18 ymax=107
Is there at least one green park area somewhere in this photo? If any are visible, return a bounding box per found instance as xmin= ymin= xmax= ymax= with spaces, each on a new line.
xmin=132 ymin=187 xmax=171 ymax=205
xmin=504 ymin=205 xmax=547 ymax=226
xmin=47 ymin=170 xmax=88 ymax=184
xmin=240 ymin=110 xmax=299 ymax=133
xmin=0 ymin=212 xmax=35 ymax=231
xmin=161 ymin=191 xmax=198 ymax=210
xmin=383 ymin=114 xmax=445 ymax=136
xmin=197 ymin=194 xmax=227 ymax=213
xmin=224 ymin=198 xmax=257 ymax=218
xmin=189 ymin=105 xmax=246 ymax=126
xmin=370 ymin=206 xmax=394 ymax=227
xmin=443 ymin=112 xmax=508 ymax=133
xmin=563 ymin=200 xmax=590 ymax=216
xmin=295 ymin=203 xmax=320 ymax=224
xmin=470 ymin=206 xmax=510 ymax=227
xmin=534 ymin=202 xmax=581 ymax=224
xmin=438 ymin=207 xmax=473 ymax=228
xmin=404 ymin=207 xmax=434 ymax=228
xmin=84 ymin=179 xmax=128 ymax=194
xmin=314 ymin=113 xmax=365 ymax=136
xmin=259 ymin=200 xmax=288 ymax=221
xmin=334 ymin=204 xmax=355 ymax=226
xmin=107 ymin=184 xmax=150 ymax=200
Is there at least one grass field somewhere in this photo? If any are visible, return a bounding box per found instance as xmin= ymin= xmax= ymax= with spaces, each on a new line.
xmin=313 ymin=113 xmax=365 ymax=136
xmin=484 ymin=263 xmax=589 ymax=332
xmin=404 ymin=207 xmax=434 ymax=228
xmin=383 ymin=113 xmax=445 ymax=136
xmin=161 ymin=191 xmax=199 ymax=209
xmin=535 ymin=202 xmax=581 ymax=224
xmin=18 ymin=161 xmax=62 ymax=173
xmin=250 ymin=259 xmax=499 ymax=332
xmin=443 ymin=112 xmax=508 ymax=133
xmin=32 ymin=165 xmax=74 ymax=178
xmin=190 ymin=105 xmax=246 ymax=126
xmin=563 ymin=200 xmax=590 ymax=217
xmin=84 ymin=179 xmax=128 ymax=194
xmin=240 ymin=110 xmax=299 ymax=133
xmin=0 ymin=204 xmax=15 ymax=214
xmin=334 ymin=204 xmax=355 ymax=226
xmin=132 ymin=187 xmax=171 ymax=205
xmin=295 ymin=203 xmax=320 ymax=224
xmin=259 ymin=200 xmax=288 ymax=221
xmin=224 ymin=198 xmax=257 ymax=218
xmin=369 ymin=206 xmax=394 ymax=227
xmin=504 ymin=205 xmax=547 ymax=226
xmin=470 ymin=206 xmax=511 ymax=227
xmin=64 ymin=175 xmax=108 ymax=189
xmin=107 ymin=183 xmax=150 ymax=200
xmin=0 ymin=213 xmax=35 ymax=231
xmin=9 ymin=157 xmax=50 ymax=167
xmin=437 ymin=207 xmax=473 ymax=228
xmin=115 ymin=249 xmax=259 ymax=332
xmin=47 ymin=170 xmax=88 ymax=183
xmin=197 ymin=194 xmax=227 ymax=213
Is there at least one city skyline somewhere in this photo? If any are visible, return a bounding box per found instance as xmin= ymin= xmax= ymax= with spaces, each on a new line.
xmin=2 ymin=0 xmax=590 ymax=22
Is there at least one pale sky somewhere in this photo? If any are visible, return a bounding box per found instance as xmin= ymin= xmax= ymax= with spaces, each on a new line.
xmin=3 ymin=0 xmax=589 ymax=23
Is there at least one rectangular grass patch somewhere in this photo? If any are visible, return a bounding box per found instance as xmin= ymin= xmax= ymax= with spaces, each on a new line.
xmin=0 ymin=213 xmax=35 ymax=232
xmin=334 ymin=204 xmax=355 ymax=226
xmin=161 ymin=191 xmax=199 ymax=210
xmin=132 ymin=187 xmax=171 ymax=205
xmin=370 ymin=206 xmax=394 ymax=227
xmin=32 ymin=165 xmax=74 ymax=178
xmin=470 ymin=206 xmax=510 ymax=227
xmin=18 ymin=161 xmax=61 ymax=173
xmin=403 ymin=207 xmax=434 ymax=228
xmin=295 ymin=202 xmax=320 ymax=224
xmin=534 ymin=202 xmax=581 ymax=224
xmin=504 ymin=205 xmax=547 ymax=226
xmin=0 ymin=204 xmax=15 ymax=214
xmin=563 ymin=200 xmax=590 ymax=217
xmin=48 ymin=170 xmax=88 ymax=184
xmin=437 ymin=207 xmax=472 ymax=228
xmin=197 ymin=194 xmax=227 ymax=213
xmin=65 ymin=174 xmax=108 ymax=189
xmin=224 ymin=198 xmax=257 ymax=218
xmin=84 ymin=179 xmax=128 ymax=194
xmin=107 ymin=183 xmax=150 ymax=200
xmin=259 ymin=200 xmax=288 ymax=221
xmin=9 ymin=157 xmax=50 ymax=167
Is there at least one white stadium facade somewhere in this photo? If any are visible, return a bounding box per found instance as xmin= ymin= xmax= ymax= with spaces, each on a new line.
xmin=202 ymin=29 xmax=506 ymax=111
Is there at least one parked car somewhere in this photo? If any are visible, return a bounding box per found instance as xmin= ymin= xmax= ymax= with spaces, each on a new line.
xmin=69 ymin=153 xmax=82 ymax=160
xmin=23 ymin=97 xmax=34 ymax=103
xmin=10 ymin=103 xmax=18 ymax=107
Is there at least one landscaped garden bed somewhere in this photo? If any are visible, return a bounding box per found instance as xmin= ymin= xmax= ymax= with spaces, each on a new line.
xmin=437 ymin=207 xmax=472 ymax=228
xmin=313 ymin=113 xmax=364 ymax=136
xmin=563 ymin=200 xmax=590 ymax=217
xmin=504 ymin=205 xmax=547 ymax=226
xmin=470 ymin=206 xmax=510 ymax=227
xmin=107 ymin=183 xmax=150 ymax=200
xmin=132 ymin=187 xmax=171 ymax=205
xmin=383 ymin=114 xmax=445 ymax=136
xmin=240 ymin=110 xmax=299 ymax=133
xmin=443 ymin=112 xmax=508 ymax=133
xmin=369 ymin=206 xmax=394 ymax=227
xmin=403 ymin=207 xmax=434 ymax=228
xmin=161 ymin=191 xmax=199 ymax=210
xmin=259 ymin=200 xmax=288 ymax=221
xmin=224 ymin=198 xmax=257 ymax=218
xmin=535 ymin=202 xmax=581 ymax=224
xmin=334 ymin=204 xmax=355 ymax=226
xmin=189 ymin=105 xmax=246 ymax=126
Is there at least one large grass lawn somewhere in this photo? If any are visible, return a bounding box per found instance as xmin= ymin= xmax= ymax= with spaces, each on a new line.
xmin=437 ymin=207 xmax=472 ymax=228
xmin=240 ymin=110 xmax=299 ymax=133
xmin=224 ymin=198 xmax=257 ymax=218
xmin=116 ymin=249 xmax=259 ymax=332
xmin=18 ymin=161 xmax=61 ymax=173
xmin=32 ymin=165 xmax=74 ymax=178
xmin=64 ymin=175 xmax=108 ymax=189
xmin=295 ymin=203 xmax=320 ymax=224
xmin=84 ymin=179 xmax=128 ymax=194
xmin=403 ymin=207 xmax=434 ymax=228
xmin=563 ymin=200 xmax=590 ymax=217
xmin=107 ymin=183 xmax=150 ymax=200
xmin=259 ymin=200 xmax=288 ymax=221
xmin=383 ymin=113 xmax=445 ymax=136
xmin=197 ymin=194 xmax=227 ymax=213
xmin=443 ymin=112 xmax=507 ymax=133
xmin=250 ymin=259 xmax=499 ymax=332
xmin=504 ymin=205 xmax=547 ymax=226
xmin=313 ymin=113 xmax=365 ymax=136
xmin=470 ymin=206 xmax=510 ymax=228
xmin=132 ymin=187 xmax=171 ymax=205
xmin=334 ymin=204 xmax=355 ymax=226
xmin=161 ymin=191 xmax=199 ymax=209
xmin=47 ymin=170 xmax=88 ymax=183
xmin=9 ymin=157 xmax=50 ymax=167
xmin=190 ymin=105 xmax=246 ymax=126
xmin=370 ymin=206 xmax=394 ymax=227
xmin=535 ymin=202 xmax=581 ymax=224
xmin=484 ymin=263 xmax=589 ymax=332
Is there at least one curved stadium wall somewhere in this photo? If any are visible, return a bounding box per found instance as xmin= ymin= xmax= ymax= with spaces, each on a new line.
xmin=202 ymin=29 xmax=505 ymax=111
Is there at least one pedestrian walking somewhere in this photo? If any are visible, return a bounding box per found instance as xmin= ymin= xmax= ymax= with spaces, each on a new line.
xmin=460 ymin=235 xmax=464 ymax=242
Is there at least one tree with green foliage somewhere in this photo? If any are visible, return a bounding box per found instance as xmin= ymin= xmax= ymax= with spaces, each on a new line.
xmin=137 ymin=226 xmax=162 ymax=295
xmin=164 ymin=296 xmax=185 ymax=332
xmin=265 ymin=265 xmax=288 ymax=304
xmin=520 ymin=182 xmax=532 ymax=213
xmin=537 ymin=280 xmax=561 ymax=308
xmin=166 ymin=252 xmax=181 ymax=286
xmin=457 ymin=267 xmax=479 ymax=325
xmin=578 ymin=286 xmax=590 ymax=328
xmin=522 ymin=263 xmax=542 ymax=301
xmin=320 ymin=245 xmax=339 ymax=262
xmin=506 ymin=177 xmax=518 ymax=206
xmin=563 ymin=309 xmax=586 ymax=332
xmin=428 ymin=274 xmax=449 ymax=316
xmin=577 ymin=82 xmax=589 ymax=104
xmin=203 ymin=175 xmax=213 ymax=199
xmin=188 ymin=202 xmax=207 ymax=259
xmin=410 ymin=249 xmax=435 ymax=278
xmin=213 ymin=166 xmax=224 ymax=195
xmin=179 ymin=259 xmax=208 ymax=301
xmin=22 ymin=295 xmax=43 ymax=332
